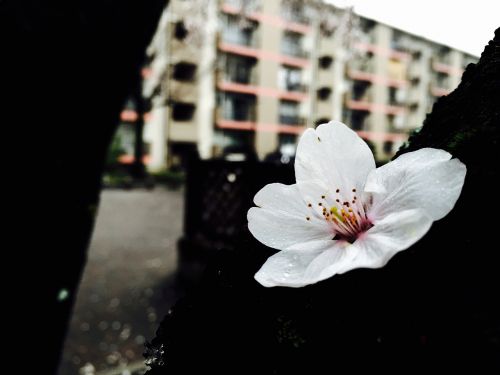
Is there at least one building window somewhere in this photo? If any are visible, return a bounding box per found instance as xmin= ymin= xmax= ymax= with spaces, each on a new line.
xmin=359 ymin=18 xmax=376 ymax=43
xmin=279 ymin=100 xmax=302 ymax=125
xmin=387 ymin=87 xmax=407 ymax=106
xmin=435 ymin=72 xmax=449 ymax=88
xmin=221 ymin=54 xmax=256 ymax=84
xmin=172 ymin=62 xmax=197 ymax=81
xmin=437 ymin=45 xmax=451 ymax=60
xmin=350 ymin=110 xmax=368 ymax=130
xmin=388 ymin=114 xmax=405 ymax=130
xmin=391 ymin=30 xmax=408 ymax=52
xmin=409 ymin=102 xmax=418 ymax=111
xmin=317 ymin=87 xmax=331 ymax=100
xmin=388 ymin=87 xmax=397 ymax=105
xmin=318 ymin=55 xmax=333 ymax=69
xmin=281 ymin=31 xmax=305 ymax=58
xmin=410 ymin=76 xmax=420 ymax=85
xmin=221 ymin=14 xmax=257 ymax=47
xmin=352 ymin=81 xmax=370 ymax=101
xmin=278 ymin=66 xmax=303 ymax=91
xmin=281 ymin=0 xmax=309 ymax=24
xmin=218 ymin=92 xmax=256 ymax=121
xmin=174 ymin=21 xmax=188 ymax=40
xmin=172 ymin=102 xmax=196 ymax=121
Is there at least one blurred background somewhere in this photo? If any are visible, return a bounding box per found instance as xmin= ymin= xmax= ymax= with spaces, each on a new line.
xmin=55 ymin=0 xmax=497 ymax=374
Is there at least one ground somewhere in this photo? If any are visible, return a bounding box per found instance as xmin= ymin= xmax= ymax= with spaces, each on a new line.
xmin=58 ymin=187 xmax=184 ymax=375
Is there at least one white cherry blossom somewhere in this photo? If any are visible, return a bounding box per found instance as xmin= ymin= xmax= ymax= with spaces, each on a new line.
xmin=248 ymin=121 xmax=466 ymax=287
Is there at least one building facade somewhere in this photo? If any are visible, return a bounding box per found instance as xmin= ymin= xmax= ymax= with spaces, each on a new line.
xmin=116 ymin=0 xmax=478 ymax=170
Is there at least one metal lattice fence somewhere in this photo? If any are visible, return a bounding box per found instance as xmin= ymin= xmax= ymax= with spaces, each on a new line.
xmin=177 ymin=158 xmax=294 ymax=280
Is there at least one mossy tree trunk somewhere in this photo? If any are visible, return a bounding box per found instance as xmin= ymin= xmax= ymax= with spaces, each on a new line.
xmin=145 ymin=28 xmax=500 ymax=374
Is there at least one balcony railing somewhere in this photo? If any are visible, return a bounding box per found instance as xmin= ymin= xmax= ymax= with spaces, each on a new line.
xmin=281 ymin=43 xmax=307 ymax=58
xmin=281 ymin=31 xmax=306 ymax=58
xmin=218 ymin=92 xmax=257 ymax=122
xmin=220 ymin=59 xmax=257 ymax=84
xmin=224 ymin=71 xmax=255 ymax=85
xmin=345 ymin=97 xmax=407 ymax=116
xmin=280 ymin=6 xmax=310 ymax=25
xmin=431 ymin=58 xmax=463 ymax=76
xmin=221 ymin=15 xmax=258 ymax=47
xmin=281 ymin=81 xmax=307 ymax=92
xmin=348 ymin=58 xmax=375 ymax=74
xmin=279 ymin=115 xmax=305 ymax=126
xmin=222 ymin=30 xmax=257 ymax=47
xmin=429 ymin=86 xmax=451 ymax=97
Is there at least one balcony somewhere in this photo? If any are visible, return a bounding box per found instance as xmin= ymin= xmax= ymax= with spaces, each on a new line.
xmin=345 ymin=96 xmax=407 ymax=116
xmin=349 ymin=57 xmax=375 ymax=74
xmin=221 ymin=14 xmax=258 ymax=47
xmin=349 ymin=109 xmax=369 ymax=131
xmin=429 ymin=86 xmax=451 ymax=97
xmin=390 ymin=31 xmax=414 ymax=54
xmin=281 ymin=31 xmax=307 ymax=58
xmin=219 ymin=54 xmax=257 ymax=84
xmin=388 ymin=87 xmax=407 ymax=106
xmin=347 ymin=60 xmax=408 ymax=88
xmin=218 ymin=92 xmax=257 ymax=122
xmin=408 ymin=63 xmax=422 ymax=81
xmin=280 ymin=2 xmax=310 ymax=25
xmin=355 ymin=42 xmax=411 ymax=61
xmin=359 ymin=19 xmax=376 ymax=44
xmin=278 ymin=66 xmax=306 ymax=92
xmin=218 ymin=43 xmax=309 ymax=69
xmin=221 ymin=0 xmax=310 ymax=34
xmin=407 ymin=88 xmax=422 ymax=104
xmin=432 ymin=72 xmax=450 ymax=90
xmin=279 ymin=100 xmax=304 ymax=126
xmin=351 ymin=81 xmax=372 ymax=102
xmin=279 ymin=115 xmax=305 ymax=126
xmin=431 ymin=57 xmax=463 ymax=76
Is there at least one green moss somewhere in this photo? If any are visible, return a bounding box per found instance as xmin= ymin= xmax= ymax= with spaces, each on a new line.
xmin=446 ymin=128 xmax=478 ymax=151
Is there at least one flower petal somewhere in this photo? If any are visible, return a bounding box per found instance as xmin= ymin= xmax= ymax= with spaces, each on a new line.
xmin=295 ymin=121 xmax=376 ymax=194
xmin=345 ymin=209 xmax=433 ymax=271
xmin=255 ymin=240 xmax=356 ymax=287
xmin=248 ymin=183 xmax=332 ymax=251
xmin=365 ymin=148 xmax=466 ymax=221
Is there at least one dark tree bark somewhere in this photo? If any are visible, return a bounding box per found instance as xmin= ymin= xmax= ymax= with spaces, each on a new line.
xmin=145 ymin=29 xmax=500 ymax=374
xmin=2 ymin=1 xmax=167 ymax=373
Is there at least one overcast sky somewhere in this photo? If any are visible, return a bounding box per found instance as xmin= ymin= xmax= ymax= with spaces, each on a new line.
xmin=326 ymin=0 xmax=499 ymax=56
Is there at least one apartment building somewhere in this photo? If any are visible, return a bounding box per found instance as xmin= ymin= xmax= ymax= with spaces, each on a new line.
xmin=117 ymin=0 xmax=478 ymax=170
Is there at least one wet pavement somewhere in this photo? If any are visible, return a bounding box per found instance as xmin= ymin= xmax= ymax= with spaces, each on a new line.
xmin=58 ymin=187 xmax=184 ymax=375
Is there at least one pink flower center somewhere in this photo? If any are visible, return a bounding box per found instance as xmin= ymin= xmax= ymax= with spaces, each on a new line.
xmin=305 ymin=187 xmax=373 ymax=243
